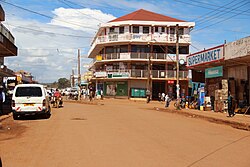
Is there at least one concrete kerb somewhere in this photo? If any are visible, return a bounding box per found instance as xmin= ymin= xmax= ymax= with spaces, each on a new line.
xmin=0 ymin=112 xmax=13 ymax=122
xmin=64 ymin=100 xmax=100 ymax=105
xmin=154 ymin=107 xmax=250 ymax=131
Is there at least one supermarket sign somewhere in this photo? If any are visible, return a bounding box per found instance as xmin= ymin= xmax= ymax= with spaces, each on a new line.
xmin=187 ymin=45 xmax=224 ymax=67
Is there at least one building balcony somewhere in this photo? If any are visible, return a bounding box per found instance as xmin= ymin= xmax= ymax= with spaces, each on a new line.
xmin=88 ymin=33 xmax=191 ymax=58
xmin=94 ymin=69 xmax=188 ymax=80
xmin=0 ymin=23 xmax=17 ymax=57
xmin=0 ymin=5 xmax=4 ymax=21
xmin=92 ymin=53 xmax=187 ymax=65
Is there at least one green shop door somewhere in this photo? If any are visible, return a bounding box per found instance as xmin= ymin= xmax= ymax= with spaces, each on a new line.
xmin=116 ymin=82 xmax=128 ymax=96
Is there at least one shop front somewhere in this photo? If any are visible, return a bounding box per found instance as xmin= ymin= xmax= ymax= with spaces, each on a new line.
xmin=103 ymin=81 xmax=128 ymax=97
xmin=187 ymin=37 xmax=250 ymax=113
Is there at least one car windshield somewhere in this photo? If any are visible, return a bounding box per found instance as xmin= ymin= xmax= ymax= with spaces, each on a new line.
xmin=15 ymin=87 xmax=43 ymax=97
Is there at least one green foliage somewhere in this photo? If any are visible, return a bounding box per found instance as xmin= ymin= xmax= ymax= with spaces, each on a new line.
xmin=57 ymin=78 xmax=70 ymax=89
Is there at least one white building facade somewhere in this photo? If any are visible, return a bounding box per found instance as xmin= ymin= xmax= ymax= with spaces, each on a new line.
xmin=88 ymin=9 xmax=195 ymax=99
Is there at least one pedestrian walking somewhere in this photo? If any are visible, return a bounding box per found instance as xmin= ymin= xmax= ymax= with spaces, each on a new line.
xmin=101 ymin=89 xmax=104 ymax=100
xmin=161 ymin=92 xmax=165 ymax=101
xmin=158 ymin=93 xmax=161 ymax=102
xmin=0 ymin=86 xmax=5 ymax=115
xmin=165 ymin=94 xmax=170 ymax=108
xmin=228 ymin=92 xmax=235 ymax=117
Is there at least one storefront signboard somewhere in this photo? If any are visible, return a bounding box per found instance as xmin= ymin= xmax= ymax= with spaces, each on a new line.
xmin=96 ymin=55 xmax=102 ymax=61
xmin=205 ymin=66 xmax=223 ymax=78
xmin=187 ymin=45 xmax=224 ymax=67
xmin=108 ymin=72 xmax=130 ymax=78
xmin=95 ymin=72 xmax=107 ymax=78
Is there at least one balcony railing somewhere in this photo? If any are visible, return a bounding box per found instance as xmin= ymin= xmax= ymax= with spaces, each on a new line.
xmin=0 ymin=23 xmax=15 ymax=43
xmin=94 ymin=70 xmax=188 ymax=79
xmin=89 ymin=33 xmax=191 ymax=56
xmin=95 ymin=33 xmax=190 ymax=44
xmin=95 ymin=53 xmax=187 ymax=61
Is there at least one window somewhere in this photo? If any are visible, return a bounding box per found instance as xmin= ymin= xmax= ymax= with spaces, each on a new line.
xmin=15 ymin=87 xmax=42 ymax=97
xmin=153 ymin=45 xmax=166 ymax=53
xmin=170 ymin=27 xmax=175 ymax=34
xmin=167 ymin=46 xmax=189 ymax=54
xmin=143 ymin=27 xmax=150 ymax=34
xmin=155 ymin=27 xmax=164 ymax=33
xmin=120 ymin=45 xmax=128 ymax=53
xmin=161 ymin=27 xmax=165 ymax=33
xmin=109 ymin=27 xmax=115 ymax=33
xmin=119 ymin=27 xmax=124 ymax=34
xmin=179 ymin=46 xmax=189 ymax=54
xmin=167 ymin=46 xmax=176 ymax=54
xmin=133 ymin=26 xmax=139 ymax=33
xmin=106 ymin=46 xmax=114 ymax=54
xmin=131 ymin=45 xmax=150 ymax=53
xmin=179 ymin=28 xmax=184 ymax=35
xmin=155 ymin=27 xmax=159 ymax=33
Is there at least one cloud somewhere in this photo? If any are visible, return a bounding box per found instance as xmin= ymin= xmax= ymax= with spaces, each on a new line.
xmin=50 ymin=7 xmax=115 ymax=32
xmin=3 ymin=7 xmax=116 ymax=83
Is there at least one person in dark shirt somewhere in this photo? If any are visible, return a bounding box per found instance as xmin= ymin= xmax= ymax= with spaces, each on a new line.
xmin=228 ymin=92 xmax=235 ymax=117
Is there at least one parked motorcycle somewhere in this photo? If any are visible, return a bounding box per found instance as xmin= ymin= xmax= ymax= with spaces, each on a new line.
xmin=174 ymin=99 xmax=186 ymax=109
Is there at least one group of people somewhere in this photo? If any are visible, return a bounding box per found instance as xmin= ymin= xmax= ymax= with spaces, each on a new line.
xmin=158 ymin=92 xmax=171 ymax=108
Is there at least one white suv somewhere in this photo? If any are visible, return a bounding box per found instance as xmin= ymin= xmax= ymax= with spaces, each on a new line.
xmin=12 ymin=84 xmax=51 ymax=119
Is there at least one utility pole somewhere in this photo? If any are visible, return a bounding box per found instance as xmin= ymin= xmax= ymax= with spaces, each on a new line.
xmin=78 ymin=49 xmax=81 ymax=100
xmin=72 ymin=69 xmax=75 ymax=87
xmin=176 ymin=24 xmax=180 ymax=109
xmin=146 ymin=44 xmax=151 ymax=103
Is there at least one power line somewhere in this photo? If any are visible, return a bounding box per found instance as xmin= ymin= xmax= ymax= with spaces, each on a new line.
xmin=224 ymin=29 xmax=250 ymax=34
xmin=174 ymin=0 xmax=250 ymax=16
xmin=64 ymin=0 xmax=131 ymax=12
xmin=191 ymin=0 xmax=250 ymax=14
xmin=0 ymin=0 xmax=98 ymax=30
xmin=196 ymin=1 xmax=250 ymax=25
xmin=58 ymin=0 xmax=105 ymax=23
xmin=18 ymin=46 xmax=89 ymax=50
xmin=192 ymin=0 xmax=236 ymax=22
xmin=6 ymin=24 xmax=94 ymax=38
xmin=192 ymin=8 xmax=250 ymax=33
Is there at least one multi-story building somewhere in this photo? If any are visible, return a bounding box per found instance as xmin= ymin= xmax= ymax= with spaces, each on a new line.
xmin=0 ymin=5 xmax=18 ymax=84
xmin=88 ymin=9 xmax=195 ymax=99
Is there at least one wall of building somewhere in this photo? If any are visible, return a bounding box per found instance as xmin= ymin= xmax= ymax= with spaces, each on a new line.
xmin=227 ymin=66 xmax=248 ymax=80
xmin=130 ymin=80 xmax=147 ymax=89
xmin=225 ymin=36 xmax=250 ymax=60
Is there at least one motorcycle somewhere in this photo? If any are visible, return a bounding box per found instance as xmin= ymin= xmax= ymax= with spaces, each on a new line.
xmin=51 ymin=96 xmax=63 ymax=108
xmin=174 ymin=99 xmax=186 ymax=109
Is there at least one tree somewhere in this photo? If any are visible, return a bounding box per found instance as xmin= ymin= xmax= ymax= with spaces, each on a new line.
xmin=58 ymin=78 xmax=70 ymax=89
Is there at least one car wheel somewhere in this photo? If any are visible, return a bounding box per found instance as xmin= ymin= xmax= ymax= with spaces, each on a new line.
xmin=13 ymin=113 xmax=19 ymax=120
xmin=44 ymin=107 xmax=51 ymax=119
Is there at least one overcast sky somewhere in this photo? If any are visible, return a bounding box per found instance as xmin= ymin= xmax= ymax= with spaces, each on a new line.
xmin=1 ymin=0 xmax=249 ymax=83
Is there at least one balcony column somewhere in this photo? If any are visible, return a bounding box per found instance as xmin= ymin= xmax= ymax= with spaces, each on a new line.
xmin=165 ymin=63 xmax=168 ymax=78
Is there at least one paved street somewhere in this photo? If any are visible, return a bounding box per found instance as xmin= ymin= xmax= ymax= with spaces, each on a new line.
xmin=1 ymin=99 xmax=250 ymax=167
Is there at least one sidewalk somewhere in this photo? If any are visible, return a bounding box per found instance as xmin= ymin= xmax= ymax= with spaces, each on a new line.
xmin=5 ymin=98 xmax=248 ymax=131
xmin=0 ymin=112 xmax=12 ymax=122
xmin=151 ymin=100 xmax=250 ymax=131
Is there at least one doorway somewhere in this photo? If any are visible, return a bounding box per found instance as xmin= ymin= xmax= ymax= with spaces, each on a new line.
xmin=152 ymin=81 xmax=165 ymax=100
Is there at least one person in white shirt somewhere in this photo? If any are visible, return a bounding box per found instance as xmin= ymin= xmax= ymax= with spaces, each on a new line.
xmin=165 ymin=94 xmax=171 ymax=108
xmin=0 ymin=86 xmax=5 ymax=115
